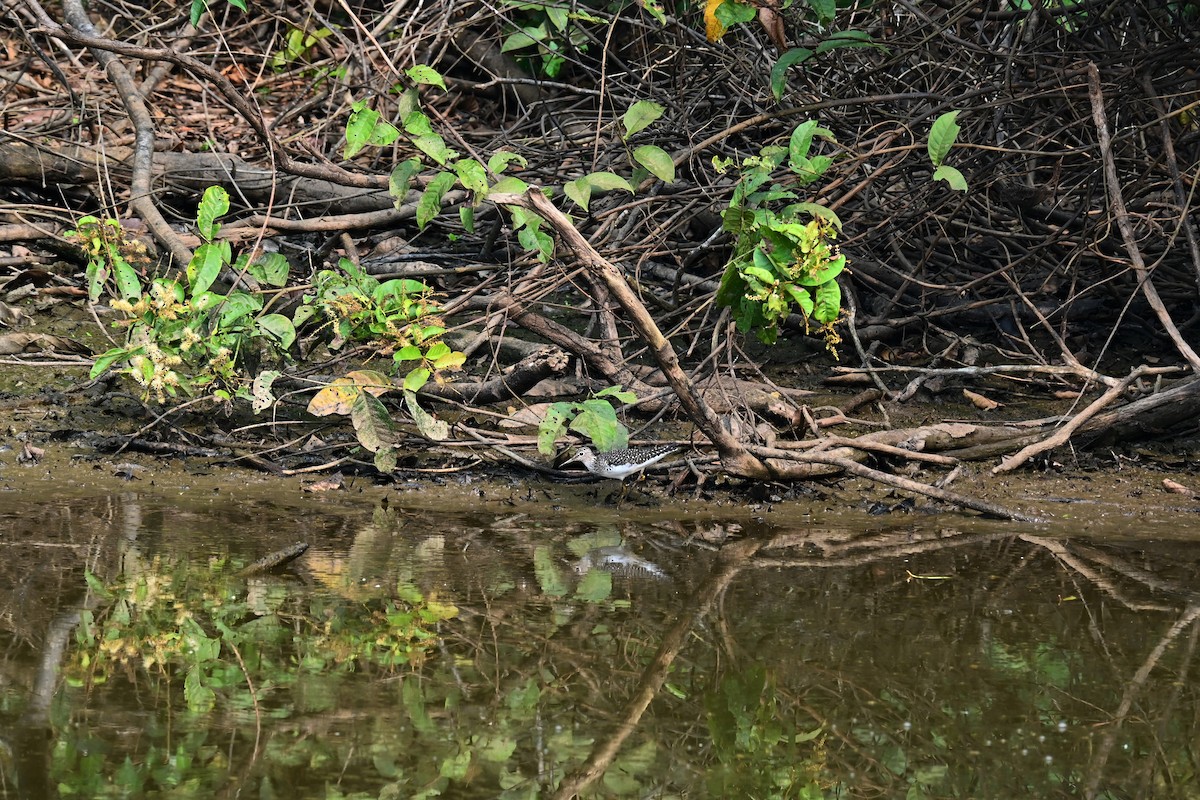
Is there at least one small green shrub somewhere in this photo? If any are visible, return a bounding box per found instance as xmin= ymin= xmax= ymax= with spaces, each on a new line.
xmin=714 ymin=120 xmax=847 ymax=353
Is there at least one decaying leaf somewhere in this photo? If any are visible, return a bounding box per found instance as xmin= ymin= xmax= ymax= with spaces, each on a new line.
xmin=18 ymin=443 xmax=45 ymax=463
xmin=350 ymin=391 xmax=397 ymax=452
xmin=1163 ymin=479 xmax=1199 ymax=498
xmin=404 ymin=389 xmax=449 ymax=441
xmin=307 ymin=369 xmax=395 ymax=416
xmin=0 ymin=301 xmax=29 ymax=327
xmin=303 ymin=472 xmax=345 ymax=492
xmin=963 ymin=388 xmax=1002 ymax=410
xmin=758 ymin=6 xmax=786 ymax=51
xmin=0 ymin=332 xmax=91 ymax=355
xmin=704 ymin=0 xmax=726 ymax=41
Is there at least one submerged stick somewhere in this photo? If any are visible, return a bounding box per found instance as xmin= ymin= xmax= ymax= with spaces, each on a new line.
xmin=237 ymin=542 xmax=310 ymax=576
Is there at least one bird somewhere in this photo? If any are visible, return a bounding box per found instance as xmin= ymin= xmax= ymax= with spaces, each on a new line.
xmin=561 ymin=444 xmax=680 ymax=482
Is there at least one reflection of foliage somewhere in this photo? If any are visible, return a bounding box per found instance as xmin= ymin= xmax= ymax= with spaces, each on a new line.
xmin=57 ymin=557 xmax=458 ymax=797
xmin=30 ymin=516 xmax=1200 ymax=800
xmin=704 ymin=664 xmax=828 ymax=798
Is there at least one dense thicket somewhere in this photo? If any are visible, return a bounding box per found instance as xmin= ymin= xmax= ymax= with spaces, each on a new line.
xmin=2 ymin=0 xmax=1199 ymax=507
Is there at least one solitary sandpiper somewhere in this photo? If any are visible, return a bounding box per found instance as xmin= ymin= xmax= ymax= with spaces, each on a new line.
xmin=562 ymin=444 xmax=680 ymax=481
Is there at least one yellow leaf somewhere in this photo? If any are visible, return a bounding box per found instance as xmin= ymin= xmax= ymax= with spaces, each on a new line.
xmin=345 ymin=369 xmax=395 ymax=397
xmin=308 ymin=370 xmax=396 ymax=417
xmin=307 ymin=377 xmax=361 ymax=417
xmin=705 ymin=0 xmax=727 ymax=42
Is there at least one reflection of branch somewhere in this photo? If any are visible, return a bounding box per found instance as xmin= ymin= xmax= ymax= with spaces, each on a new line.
xmin=1021 ymin=535 xmax=1177 ymax=612
xmin=14 ymin=608 xmax=81 ymax=795
xmin=1083 ymin=604 xmax=1200 ymax=800
xmin=551 ymin=537 xmax=768 ymax=800
xmin=755 ymin=530 xmax=1010 ymax=569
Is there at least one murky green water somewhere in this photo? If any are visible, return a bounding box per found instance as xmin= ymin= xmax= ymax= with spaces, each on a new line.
xmin=2 ymin=470 xmax=1198 ymax=799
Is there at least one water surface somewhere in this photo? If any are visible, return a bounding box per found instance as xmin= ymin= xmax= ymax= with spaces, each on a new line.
xmin=1 ymin=466 xmax=1197 ymax=799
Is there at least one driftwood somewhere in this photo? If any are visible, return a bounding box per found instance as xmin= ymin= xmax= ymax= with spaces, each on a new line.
xmin=418 ymin=346 xmax=569 ymax=404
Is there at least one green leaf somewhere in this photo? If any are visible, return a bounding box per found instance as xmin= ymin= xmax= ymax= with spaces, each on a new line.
xmin=622 ymin=100 xmax=665 ymax=140
xmin=374 ymin=446 xmax=397 ymax=474
xmin=927 ymin=110 xmax=961 ymax=167
xmin=344 ymin=101 xmax=380 ymax=160
xmin=595 ymin=385 xmax=637 ymax=404
xmin=460 ymin=205 xmax=475 ymax=233
xmin=583 ymin=171 xmax=635 ymax=194
xmin=248 ymin=252 xmax=290 ymax=287
xmin=715 ymin=262 xmax=749 ymax=309
xmin=814 ymin=30 xmax=878 ymax=55
xmin=633 ymin=145 xmax=675 ymax=183
xmin=770 ymin=48 xmax=814 ymax=102
xmin=196 ymin=185 xmax=229 ymax=242
xmin=576 ymin=569 xmax=612 ymax=602
xmin=394 ymin=345 xmax=422 ymax=362
xmin=425 ymin=342 xmax=451 ymax=361
xmin=217 ymin=292 xmax=262 ymax=327
xmin=184 ymin=665 xmax=216 ymax=713
xmin=546 ymin=5 xmax=569 ymax=29
xmin=794 ymin=253 xmax=846 ymax=287
xmin=404 ymin=389 xmax=449 ymax=440
xmin=405 ymin=64 xmax=446 ymax=90
xmin=803 ymin=0 xmax=837 ymax=24
xmin=439 ymin=750 xmax=472 ymax=781
xmin=788 ymin=120 xmax=834 ymax=171
xmin=744 ymin=264 xmax=777 ymax=286
xmin=433 ymin=350 xmax=466 ymax=370
xmin=716 ymin=0 xmax=757 ymax=27
xmin=389 ymin=158 xmax=423 ymax=205
xmin=933 ymin=164 xmax=969 ymax=192
xmin=189 ymin=0 xmax=206 ymax=26
xmin=563 ymin=178 xmax=591 ymax=211
xmin=413 ymin=133 xmax=455 ymax=166
xmin=403 ymin=367 xmax=431 ymax=393
xmin=113 ymin=258 xmax=142 ymax=301
xmin=488 ymin=176 xmax=530 ymax=198
xmin=533 ymin=546 xmax=568 ymax=597
xmin=90 ymin=345 xmax=141 ymax=379
xmin=538 ymin=402 xmax=573 ymax=455
xmin=796 ymin=285 xmax=815 ymax=318
xmin=570 ymin=400 xmax=628 ymax=452
xmin=488 ymin=151 xmax=527 ymax=174
xmin=255 ymin=314 xmax=296 ymax=349
xmin=187 ymin=242 xmax=226 ymax=299
xmin=784 ymin=202 xmax=843 ymax=231
xmin=453 ymin=158 xmax=489 ymax=201
xmin=416 ymin=171 xmax=457 ymax=230
xmin=814 ymin=279 xmax=841 ymax=323
xmin=501 ymin=23 xmax=547 ymax=52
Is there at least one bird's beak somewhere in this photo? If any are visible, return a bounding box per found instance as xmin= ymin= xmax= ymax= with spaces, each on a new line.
xmin=559 ymin=450 xmax=582 ymax=467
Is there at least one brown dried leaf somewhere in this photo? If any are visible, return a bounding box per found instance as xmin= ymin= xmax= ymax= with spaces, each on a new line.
xmin=963 ymin=388 xmax=1002 ymax=410
xmin=0 ymin=332 xmax=90 ymax=355
xmin=18 ymin=442 xmax=44 ymax=463
xmin=758 ymin=7 xmax=787 ymax=50
xmin=303 ymin=472 xmax=345 ymax=492
xmin=1163 ymin=479 xmax=1199 ymax=498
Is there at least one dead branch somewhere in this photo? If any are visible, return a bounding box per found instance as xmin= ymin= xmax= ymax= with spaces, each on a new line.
xmin=1087 ymin=61 xmax=1200 ymax=372
xmin=491 ymin=188 xmax=771 ymax=479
